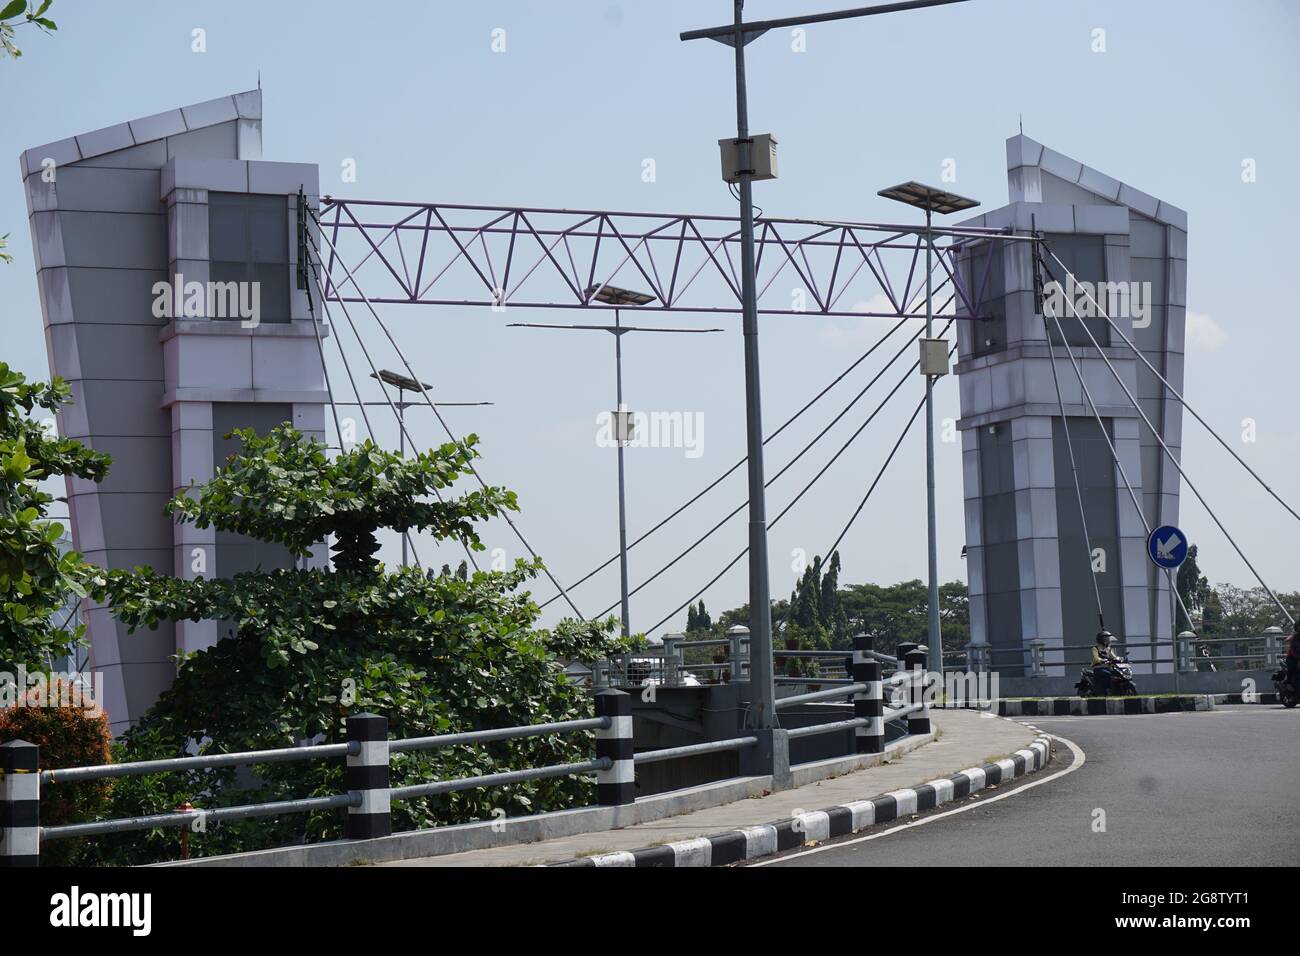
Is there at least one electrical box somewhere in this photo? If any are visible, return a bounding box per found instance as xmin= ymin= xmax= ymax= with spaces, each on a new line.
xmin=719 ymin=133 xmax=778 ymax=184
xmin=612 ymin=409 xmax=636 ymax=443
xmin=919 ymin=338 xmax=949 ymax=377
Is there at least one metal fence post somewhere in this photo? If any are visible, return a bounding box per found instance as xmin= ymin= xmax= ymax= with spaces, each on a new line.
xmin=852 ymin=636 xmax=883 ymax=754
xmin=904 ymin=645 xmax=932 ymax=736
xmin=345 ymin=713 xmax=390 ymax=840
xmin=0 ymin=740 xmax=40 ymax=867
xmin=594 ymin=689 xmax=634 ymax=806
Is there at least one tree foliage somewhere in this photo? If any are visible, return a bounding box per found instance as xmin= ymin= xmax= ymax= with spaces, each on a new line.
xmin=0 ymin=676 xmax=112 ymax=865
xmin=0 ymin=365 xmax=109 ymax=671
xmin=89 ymin=425 xmax=633 ymax=864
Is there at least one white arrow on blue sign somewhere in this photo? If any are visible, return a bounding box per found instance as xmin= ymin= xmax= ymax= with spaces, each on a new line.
xmin=1147 ymin=525 xmax=1188 ymax=569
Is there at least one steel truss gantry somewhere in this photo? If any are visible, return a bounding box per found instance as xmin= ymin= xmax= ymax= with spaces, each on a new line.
xmin=317 ymin=197 xmax=1011 ymax=320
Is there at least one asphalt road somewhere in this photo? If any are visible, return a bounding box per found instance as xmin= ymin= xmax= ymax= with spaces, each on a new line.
xmin=759 ymin=704 xmax=1300 ymax=867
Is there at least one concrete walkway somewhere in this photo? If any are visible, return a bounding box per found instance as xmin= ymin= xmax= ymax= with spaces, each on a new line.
xmin=382 ymin=710 xmax=1035 ymax=867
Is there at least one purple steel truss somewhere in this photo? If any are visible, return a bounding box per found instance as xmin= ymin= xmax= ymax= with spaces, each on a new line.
xmin=317 ymin=198 xmax=1010 ymax=320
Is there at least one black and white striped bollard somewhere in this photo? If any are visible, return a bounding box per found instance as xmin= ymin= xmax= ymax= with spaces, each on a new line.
xmin=852 ymin=636 xmax=884 ymax=754
xmin=345 ymin=713 xmax=390 ymax=839
xmin=904 ymin=646 xmax=932 ymax=735
xmin=0 ymin=739 xmax=40 ymax=867
xmin=594 ymin=689 xmax=634 ymax=806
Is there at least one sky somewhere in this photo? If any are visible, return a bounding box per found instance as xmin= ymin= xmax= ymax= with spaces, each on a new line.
xmin=3 ymin=0 xmax=1299 ymax=634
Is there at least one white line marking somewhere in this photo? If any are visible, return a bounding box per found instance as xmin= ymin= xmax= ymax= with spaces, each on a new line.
xmin=748 ymin=732 xmax=1086 ymax=866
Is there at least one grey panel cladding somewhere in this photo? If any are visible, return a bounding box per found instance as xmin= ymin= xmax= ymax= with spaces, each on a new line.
xmin=1053 ymin=416 xmax=1123 ymax=660
xmin=211 ymin=402 xmax=296 ymax=578
xmin=978 ymin=424 xmax=1022 ymax=656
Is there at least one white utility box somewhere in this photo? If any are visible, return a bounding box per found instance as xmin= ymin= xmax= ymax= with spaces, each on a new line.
xmin=612 ymin=408 xmax=636 ymax=443
xmin=919 ymin=338 xmax=950 ymax=377
xmin=719 ymin=133 xmax=778 ymax=184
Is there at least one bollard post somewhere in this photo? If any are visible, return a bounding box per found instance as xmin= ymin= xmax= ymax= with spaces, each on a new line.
xmin=0 ymin=740 xmax=40 ymax=867
xmin=852 ymin=635 xmax=883 ymax=754
xmin=594 ymin=689 xmax=634 ymax=806
xmin=904 ymin=645 xmax=932 ymax=736
xmin=345 ymin=713 xmax=390 ymax=840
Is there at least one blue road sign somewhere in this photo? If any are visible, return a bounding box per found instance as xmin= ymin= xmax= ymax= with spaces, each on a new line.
xmin=1147 ymin=525 xmax=1188 ymax=569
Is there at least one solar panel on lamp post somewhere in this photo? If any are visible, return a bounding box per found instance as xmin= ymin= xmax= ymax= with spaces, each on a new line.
xmin=681 ymin=0 xmax=972 ymax=736
xmin=877 ymin=182 xmax=979 ymax=681
xmin=365 ymin=370 xmax=494 ymax=569
xmin=509 ymin=284 xmax=721 ymax=641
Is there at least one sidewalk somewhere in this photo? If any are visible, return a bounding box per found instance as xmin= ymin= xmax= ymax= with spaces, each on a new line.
xmin=382 ymin=710 xmax=1036 ymax=867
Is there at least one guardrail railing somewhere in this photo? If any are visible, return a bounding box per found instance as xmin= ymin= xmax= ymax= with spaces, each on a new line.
xmin=0 ymin=638 xmax=947 ymax=867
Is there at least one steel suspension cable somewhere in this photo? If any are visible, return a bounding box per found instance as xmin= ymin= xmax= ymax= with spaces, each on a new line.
xmin=645 ymin=357 xmax=939 ymax=636
xmin=592 ymin=316 xmax=949 ymax=619
xmin=1043 ymin=295 xmax=1198 ymax=644
xmin=823 ymin=341 xmax=957 ymax=559
xmin=1037 ymin=240 xmax=1107 ymax=631
xmin=306 ymin=244 xmax=458 ymax=573
xmin=540 ymin=277 xmax=958 ymax=612
xmin=1044 ymin=249 xmax=1300 ymax=527
xmin=308 ymin=216 xmax=581 ymax=616
xmin=1039 ymin=246 xmax=1295 ymax=627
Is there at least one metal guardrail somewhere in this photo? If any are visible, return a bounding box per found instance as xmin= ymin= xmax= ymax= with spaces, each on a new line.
xmin=0 ymin=637 xmax=944 ymax=866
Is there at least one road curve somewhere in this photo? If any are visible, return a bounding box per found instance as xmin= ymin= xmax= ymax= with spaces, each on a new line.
xmin=759 ymin=704 xmax=1300 ymax=867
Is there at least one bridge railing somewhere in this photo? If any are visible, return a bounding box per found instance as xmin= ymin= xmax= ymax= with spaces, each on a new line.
xmin=0 ymin=637 xmax=947 ymax=867
xmin=3 ymin=688 xmax=776 ymax=868
xmin=950 ymin=629 xmax=1289 ymax=677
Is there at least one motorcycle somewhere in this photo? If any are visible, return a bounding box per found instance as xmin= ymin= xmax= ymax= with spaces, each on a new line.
xmin=1272 ymin=666 xmax=1298 ymax=709
xmin=1075 ymin=656 xmax=1138 ymax=697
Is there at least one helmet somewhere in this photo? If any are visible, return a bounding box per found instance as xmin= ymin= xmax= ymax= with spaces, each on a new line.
xmin=1096 ymin=630 xmax=1113 ymax=646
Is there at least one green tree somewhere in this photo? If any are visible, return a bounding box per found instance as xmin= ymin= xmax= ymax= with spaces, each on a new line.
xmin=1 ymin=365 xmax=109 ymax=671
xmin=91 ymin=425 xmax=633 ymax=864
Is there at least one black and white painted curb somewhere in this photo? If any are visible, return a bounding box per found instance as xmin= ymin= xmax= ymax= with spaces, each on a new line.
xmin=553 ymin=733 xmax=1052 ymax=868
xmin=1209 ymin=692 xmax=1280 ymax=706
xmin=942 ymin=695 xmax=1216 ymax=717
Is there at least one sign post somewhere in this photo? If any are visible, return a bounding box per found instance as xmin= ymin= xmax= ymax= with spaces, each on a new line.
xmin=1148 ymin=525 xmax=1188 ymax=693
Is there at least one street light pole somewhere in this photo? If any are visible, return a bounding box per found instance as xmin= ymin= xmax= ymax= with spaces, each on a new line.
xmin=683 ymin=0 xmax=973 ymax=731
xmin=614 ymin=308 xmax=632 ymax=640
xmin=877 ymin=182 xmax=979 ymax=679
xmin=509 ymin=291 xmax=720 ymax=642
xmin=923 ymin=206 xmax=942 ymax=678
xmin=730 ymin=0 xmax=776 ymax=731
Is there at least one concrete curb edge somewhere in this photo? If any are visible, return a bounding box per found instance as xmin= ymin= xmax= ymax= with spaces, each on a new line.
xmin=552 ymin=732 xmax=1054 ymax=868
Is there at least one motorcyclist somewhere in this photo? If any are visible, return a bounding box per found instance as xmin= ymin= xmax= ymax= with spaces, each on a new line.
xmin=1090 ymin=630 xmax=1119 ymax=694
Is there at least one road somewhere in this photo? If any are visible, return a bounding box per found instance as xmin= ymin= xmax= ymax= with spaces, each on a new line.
xmin=757 ymin=704 xmax=1300 ymax=867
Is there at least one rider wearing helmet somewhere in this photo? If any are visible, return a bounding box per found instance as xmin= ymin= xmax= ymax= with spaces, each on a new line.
xmin=1090 ymin=630 xmax=1118 ymax=694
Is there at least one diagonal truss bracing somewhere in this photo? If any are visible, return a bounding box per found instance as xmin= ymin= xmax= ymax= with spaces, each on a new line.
xmin=317 ymin=198 xmax=1009 ymax=319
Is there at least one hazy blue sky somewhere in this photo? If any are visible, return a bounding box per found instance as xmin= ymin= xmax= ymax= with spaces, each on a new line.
xmin=4 ymin=0 xmax=1298 ymax=633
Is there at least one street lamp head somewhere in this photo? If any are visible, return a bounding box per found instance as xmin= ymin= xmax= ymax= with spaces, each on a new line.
xmin=586 ymin=283 xmax=656 ymax=307
xmin=877 ymin=181 xmax=979 ymax=215
xmin=372 ymin=369 xmax=432 ymax=393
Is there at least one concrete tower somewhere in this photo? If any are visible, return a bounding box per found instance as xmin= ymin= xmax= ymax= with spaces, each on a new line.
xmin=954 ymin=134 xmax=1187 ymax=678
xmin=22 ymin=90 xmax=327 ymax=732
